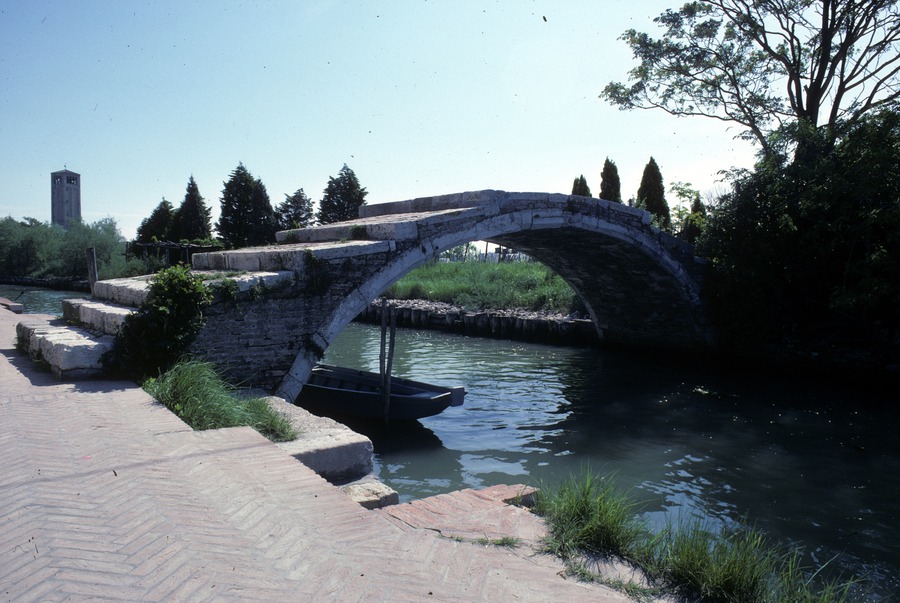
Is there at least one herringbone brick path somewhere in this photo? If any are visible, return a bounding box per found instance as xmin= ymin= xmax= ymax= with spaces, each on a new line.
xmin=1 ymin=308 xmax=629 ymax=602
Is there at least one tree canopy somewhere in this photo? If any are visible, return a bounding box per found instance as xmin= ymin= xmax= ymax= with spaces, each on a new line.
xmin=636 ymin=157 xmax=671 ymax=229
xmin=571 ymin=175 xmax=591 ymax=197
xmin=135 ymin=198 xmax=174 ymax=244
xmin=276 ymin=188 xmax=315 ymax=230
xmin=216 ymin=163 xmax=276 ymax=248
xmin=602 ymin=0 xmax=900 ymax=160
xmin=171 ymin=176 xmax=212 ymax=242
xmin=599 ymin=158 xmax=622 ymax=202
xmin=317 ymin=164 xmax=368 ymax=224
xmin=700 ymin=105 xmax=900 ymax=345
xmin=0 ymin=216 xmax=141 ymax=279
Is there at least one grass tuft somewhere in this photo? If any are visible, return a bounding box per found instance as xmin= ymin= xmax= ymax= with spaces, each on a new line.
xmin=144 ymin=360 xmax=297 ymax=443
xmin=533 ymin=471 xmax=649 ymax=562
xmin=533 ymin=468 xmax=860 ymax=602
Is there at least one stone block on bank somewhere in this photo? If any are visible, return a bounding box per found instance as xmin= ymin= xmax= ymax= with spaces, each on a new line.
xmin=0 ymin=297 xmax=24 ymax=313
xmin=267 ymin=396 xmax=374 ymax=482
xmin=339 ymin=475 xmax=400 ymax=509
xmin=63 ymin=298 xmax=135 ymax=335
xmin=15 ymin=318 xmax=113 ymax=379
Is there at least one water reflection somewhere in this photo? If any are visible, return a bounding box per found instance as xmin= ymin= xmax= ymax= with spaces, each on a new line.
xmin=322 ymin=322 xmax=898 ymax=598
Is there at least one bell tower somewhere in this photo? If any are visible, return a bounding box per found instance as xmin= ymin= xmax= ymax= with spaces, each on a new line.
xmin=51 ymin=169 xmax=81 ymax=226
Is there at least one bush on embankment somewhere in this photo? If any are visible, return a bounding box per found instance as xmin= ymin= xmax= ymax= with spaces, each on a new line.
xmin=144 ymin=359 xmax=296 ymax=443
xmin=385 ymin=260 xmax=579 ymax=314
xmin=533 ymin=469 xmax=858 ymax=602
xmin=107 ymin=265 xmax=213 ymax=380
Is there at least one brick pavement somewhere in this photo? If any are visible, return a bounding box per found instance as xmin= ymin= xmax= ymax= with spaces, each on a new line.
xmin=0 ymin=308 xmax=630 ymax=602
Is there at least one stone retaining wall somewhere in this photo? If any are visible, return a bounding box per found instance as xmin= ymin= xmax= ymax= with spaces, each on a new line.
xmin=355 ymin=299 xmax=599 ymax=346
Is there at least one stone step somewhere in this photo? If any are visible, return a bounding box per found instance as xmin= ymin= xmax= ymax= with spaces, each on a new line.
xmin=0 ymin=296 xmax=24 ymax=313
xmin=91 ymin=275 xmax=153 ymax=306
xmin=15 ymin=317 xmax=114 ymax=380
xmin=62 ymin=298 xmax=136 ymax=336
xmin=90 ymin=270 xmax=296 ymax=305
xmin=191 ymin=242 xmax=396 ymax=272
xmin=274 ymin=206 xmax=480 ymax=245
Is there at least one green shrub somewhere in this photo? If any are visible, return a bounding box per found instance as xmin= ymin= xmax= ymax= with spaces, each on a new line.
xmin=108 ymin=265 xmax=213 ymax=379
xmin=144 ymin=359 xmax=296 ymax=442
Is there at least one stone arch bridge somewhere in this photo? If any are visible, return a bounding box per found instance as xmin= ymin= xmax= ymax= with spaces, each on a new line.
xmin=172 ymin=190 xmax=711 ymax=401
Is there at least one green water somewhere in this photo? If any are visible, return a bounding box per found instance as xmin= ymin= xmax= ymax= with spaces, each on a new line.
xmin=323 ymin=322 xmax=898 ymax=600
xmin=0 ymin=285 xmax=90 ymax=315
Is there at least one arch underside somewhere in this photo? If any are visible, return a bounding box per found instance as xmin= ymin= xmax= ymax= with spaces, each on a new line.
xmin=489 ymin=228 xmax=708 ymax=349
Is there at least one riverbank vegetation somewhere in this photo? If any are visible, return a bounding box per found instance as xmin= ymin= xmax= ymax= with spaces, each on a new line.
xmin=534 ymin=470 xmax=857 ymax=602
xmin=108 ymin=265 xmax=213 ymax=380
xmin=385 ymin=258 xmax=579 ymax=314
xmin=143 ymin=359 xmax=296 ymax=443
xmin=0 ymin=216 xmax=145 ymax=281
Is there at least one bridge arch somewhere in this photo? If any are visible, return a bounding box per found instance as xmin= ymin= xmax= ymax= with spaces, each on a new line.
xmin=265 ymin=191 xmax=711 ymax=402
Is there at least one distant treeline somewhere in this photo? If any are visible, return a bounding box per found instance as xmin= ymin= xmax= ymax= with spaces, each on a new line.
xmin=0 ymin=216 xmax=146 ymax=281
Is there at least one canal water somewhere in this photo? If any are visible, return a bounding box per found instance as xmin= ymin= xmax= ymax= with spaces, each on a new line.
xmin=324 ymin=322 xmax=898 ymax=599
xmin=0 ymin=285 xmax=90 ymax=315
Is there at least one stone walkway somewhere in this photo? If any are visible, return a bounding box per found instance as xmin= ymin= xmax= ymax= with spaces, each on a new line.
xmin=0 ymin=308 xmax=630 ymax=602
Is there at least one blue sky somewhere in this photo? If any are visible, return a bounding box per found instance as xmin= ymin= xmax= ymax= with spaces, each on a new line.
xmin=1 ymin=1 xmax=757 ymax=239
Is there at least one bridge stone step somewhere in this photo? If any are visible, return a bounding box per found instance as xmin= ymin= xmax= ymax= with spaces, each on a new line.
xmin=274 ymin=207 xmax=477 ymax=245
xmin=15 ymin=317 xmax=114 ymax=380
xmin=62 ymin=298 xmax=136 ymax=336
xmin=191 ymin=242 xmax=396 ymax=272
xmin=90 ymin=271 xmax=296 ymax=306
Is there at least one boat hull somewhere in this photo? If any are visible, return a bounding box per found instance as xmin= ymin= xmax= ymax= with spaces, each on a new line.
xmin=295 ymin=364 xmax=465 ymax=421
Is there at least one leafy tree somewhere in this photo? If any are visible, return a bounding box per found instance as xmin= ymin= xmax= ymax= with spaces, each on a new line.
xmin=599 ymin=158 xmax=622 ymax=203
xmin=171 ymin=176 xmax=212 ymax=242
xmin=700 ymin=106 xmax=900 ymax=346
xmin=602 ymin=0 xmax=900 ymax=162
xmin=636 ymin=157 xmax=671 ymax=230
xmin=0 ymin=217 xmax=55 ymax=276
xmin=217 ymin=163 xmax=276 ymax=248
xmin=682 ymin=193 xmax=707 ymax=245
xmin=669 ymin=181 xmax=706 ymax=241
xmin=135 ymin=198 xmax=174 ymax=244
xmin=571 ymin=175 xmax=591 ymax=197
xmin=275 ymin=188 xmax=315 ymax=230
xmin=317 ymin=164 xmax=368 ymax=224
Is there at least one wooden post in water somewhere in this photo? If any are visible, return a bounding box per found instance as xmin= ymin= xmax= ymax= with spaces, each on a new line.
xmin=379 ymin=300 xmax=397 ymax=426
xmin=85 ymin=247 xmax=98 ymax=296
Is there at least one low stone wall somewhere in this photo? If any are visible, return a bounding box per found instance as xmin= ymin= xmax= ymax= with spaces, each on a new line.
xmin=356 ymin=298 xmax=600 ymax=347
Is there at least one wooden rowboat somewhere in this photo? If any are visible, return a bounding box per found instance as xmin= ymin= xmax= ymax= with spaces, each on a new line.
xmin=295 ymin=364 xmax=465 ymax=421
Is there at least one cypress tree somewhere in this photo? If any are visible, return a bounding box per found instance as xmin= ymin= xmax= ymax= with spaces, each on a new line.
xmin=246 ymin=178 xmax=277 ymax=246
xmin=599 ymin=158 xmax=622 ymax=203
xmin=171 ymin=176 xmax=212 ymax=242
xmin=636 ymin=157 xmax=670 ymax=230
xmin=571 ymin=175 xmax=591 ymax=197
xmin=135 ymin=198 xmax=174 ymax=243
xmin=217 ymin=163 xmax=275 ymax=248
xmin=317 ymin=164 xmax=368 ymax=224
xmin=276 ymin=188 xmax=315 ymax=230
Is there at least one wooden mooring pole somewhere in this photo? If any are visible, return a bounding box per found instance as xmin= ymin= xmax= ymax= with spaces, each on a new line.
xmin=379 ymin=300 xmax=397 ymax=427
